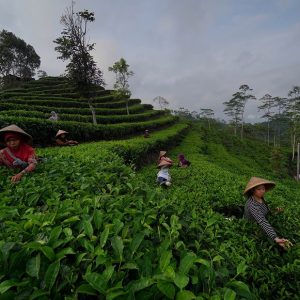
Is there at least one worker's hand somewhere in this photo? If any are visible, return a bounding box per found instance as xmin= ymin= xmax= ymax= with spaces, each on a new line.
xmin=275 ymin=237 xmax=293 ymax=250
xmin=275 ymin=207 xmax=284 ymax=213
xmin=11 ymin=172 xmax=24 ymax=182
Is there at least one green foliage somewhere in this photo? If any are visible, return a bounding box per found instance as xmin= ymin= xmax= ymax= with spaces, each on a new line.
xmin=0 ymin=122 xmax=299 ymax=299
xmin=0 ymin=30 xmax=40 ymax=80
xmin=108 ymin=58 xmax=134 ymax=115
xmin=270 ymin=147 xmax=288 ymax=177
xmin=135 ymin=123 xmax=300 ymax=299
xmin=0 ymin=109 xmax=166 ymax=124
xmin=0 ymin=75 xmax=173 ymax=142
xmin=2 ymin=98 xmax=141 ymax=109
xmin=0 ymin=123 xmax=188 ymax=299
xmin=0 ymin=115 xmax=177 ymax=146
xmin=0 ymin=102 xmax=150 ymax=116
xmin=53 ymin=3 xmax=104 ymax=94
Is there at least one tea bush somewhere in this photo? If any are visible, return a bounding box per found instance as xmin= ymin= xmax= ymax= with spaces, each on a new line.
xmin=0 ymin=76 xmax=172 ymax=143
xmin=0 ymin=115 xmax=177 ymax=146
xmin=134 ymin=124 xmax=300 ymax=299
xmin=0 ymin=123 xmax=190 ymax=299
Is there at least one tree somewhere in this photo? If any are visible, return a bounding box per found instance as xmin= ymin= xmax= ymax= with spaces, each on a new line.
xmin=172 ymin=107 xmax=195 ymax=119
xmin=108 ymin=58 xmax=134 ymax=115
xmin=286 ymin=86 xmax=300 ymax=160
xmin=37 ymin=70 xmax=48 ymax=79
xmin=223 ymin=97 xmax=242 ymax=136
xmin=0 ymin=30 xmax=40 ymax=82
xmin=199 ymin=108 xmax=214 ymax=129
xmin=54 ymin=2 xmax=104 ymax=124
xmin=153 ymin=96 xmax=169 ymax=110
xmin=223 ymin=85 xmax=255 ymax=138
xmin=237 ymin=85 xmax=256 ymax=139
xmin=272 ymin=97 xmax=288 ymax=147
xmin=258 ymin=94 xmax=275 ymax=145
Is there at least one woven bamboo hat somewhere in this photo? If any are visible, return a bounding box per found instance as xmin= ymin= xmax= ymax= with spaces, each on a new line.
xmin=158 ymin=160 xmax=172 ymax=168
xmin=56 ymin=130 xmax=68 ymax=137
xmin=0 ymin=124 xmax=32 ymax=143
xmin=159 ymin=151 xmax=167 ymax=158
xmin=244 ymin=177 xmax=275 ymax=195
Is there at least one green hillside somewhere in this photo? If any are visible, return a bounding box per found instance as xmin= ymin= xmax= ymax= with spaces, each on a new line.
xmin=0 ymin=76 xmax=176 ymax=145
xmin=0 ymin=122 xmax=299 ymax=299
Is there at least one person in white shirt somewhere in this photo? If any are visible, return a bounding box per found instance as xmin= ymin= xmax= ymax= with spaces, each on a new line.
xmin=157 ymin=159 xmax=172 ymax=186
xmin=48 ymin=111 xmax=59 ymax=121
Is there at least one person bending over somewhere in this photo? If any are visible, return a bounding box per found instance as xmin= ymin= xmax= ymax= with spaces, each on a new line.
xmin=0 ymin=124 xmax=37 ymax=182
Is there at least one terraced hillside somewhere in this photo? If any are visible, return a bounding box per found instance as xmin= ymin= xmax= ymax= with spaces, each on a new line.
xmin=0 ymin=77 xmax=176 ymax=145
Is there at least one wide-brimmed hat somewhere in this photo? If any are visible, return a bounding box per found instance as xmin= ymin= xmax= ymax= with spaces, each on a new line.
xmin=158 ymin=160 xmax=172 ymax=168
xmin=56 ymin=130 xmax=68 ymax=137
xmin=159 ymin=151 xmax=167 ymax=158
xmin=244 ymin=177 xmax=275 ymax=195
xmin=0 ymin=124 xmax=32 ymax=143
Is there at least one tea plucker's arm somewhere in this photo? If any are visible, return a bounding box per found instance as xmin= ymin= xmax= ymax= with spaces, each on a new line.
xmin=247 ymin=200 xmax=277 ymax=240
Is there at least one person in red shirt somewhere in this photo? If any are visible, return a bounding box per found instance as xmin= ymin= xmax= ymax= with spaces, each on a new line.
xmin=0 ymin=124 xmax=37 ymax=182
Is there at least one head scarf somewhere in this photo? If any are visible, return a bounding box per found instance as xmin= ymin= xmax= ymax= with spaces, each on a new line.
xmin=178 ymin=154 xmax=189 ymax=165
xmin=4 ymin=132 xmax=23 ymax=142
xmin=3 ymin=132 xmax=34 ymax=164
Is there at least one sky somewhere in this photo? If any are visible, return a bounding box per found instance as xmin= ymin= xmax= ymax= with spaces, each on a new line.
xmin=0 ymin=0 xmax=300 ymax=122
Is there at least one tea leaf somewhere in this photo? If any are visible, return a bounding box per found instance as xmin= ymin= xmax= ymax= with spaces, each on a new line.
xmin=100 ymin=226 xmax=110 ymax=248
xmin=44 ymin=260 xmax=60 ymax=290
xmin=174 ymin=273 xmax=189 ymax=290
xmin=76 ymin=284 xmax=98 ymax=295
xmin=111 ymin=236 xmax=124 ymax=261
xmin=83 ymin=220 xmax=94 ymax=238
xmin=84 ymin=272 xmax=106 ymax=294
xmin=157 ymin=281 xmax=175 ymax=299
xmin=26 ymin=253 xmax=40 ymax=278
xmin=179 ymin=252 xmax=196 ymax=274
xmin=159 ymin=250 xmax=172 ymax=272
xmin=224 ymin=288 xmax=237 ymax=300
xmin=175 ymin=290 xmax=196 ymax=300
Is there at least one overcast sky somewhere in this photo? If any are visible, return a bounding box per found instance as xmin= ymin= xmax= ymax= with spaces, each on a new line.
xmin=0 ymin=0 xmax=300 ymax=122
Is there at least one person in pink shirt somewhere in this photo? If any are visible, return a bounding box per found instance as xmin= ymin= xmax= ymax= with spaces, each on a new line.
xmin=0 ymin=124 xmax=37 ymax=182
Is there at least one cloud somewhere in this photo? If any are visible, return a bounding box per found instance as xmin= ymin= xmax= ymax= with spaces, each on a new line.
xmin=0 ymin=0 xmax=299 ymax=121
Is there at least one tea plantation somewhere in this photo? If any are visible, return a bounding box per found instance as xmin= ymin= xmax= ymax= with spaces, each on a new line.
xmin=0 ymin=76 xmax=176 ymax=145
xmin=0 ymin=102 xmax=299 ymax=298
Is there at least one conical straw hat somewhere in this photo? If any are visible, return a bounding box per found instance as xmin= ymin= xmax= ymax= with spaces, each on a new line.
xmin=0 ymin=124 xmax=32 ymax=143
xmin=159 ymin=151 xmax=167 ymax=158
xmin=158 ymin=160 xmax=172 ymax=168
xmin=244 ymin=177 xmax=275 ymax=195
xmin=56 ymin=130 xmax=68 ymax=137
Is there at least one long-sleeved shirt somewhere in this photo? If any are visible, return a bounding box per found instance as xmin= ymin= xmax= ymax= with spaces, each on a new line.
xmin=0 ymin=146 xmax=37 ymax=173
xmin=244 ymin=196 xmax=277 ymax=240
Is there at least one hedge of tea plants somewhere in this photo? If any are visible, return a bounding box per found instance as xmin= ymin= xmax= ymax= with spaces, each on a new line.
xmin=0 ymin=123 xmax=191 ymax=299
xmin=0 ymin=109 xmax=167 ymax=124
xmin=0 ymin=76 xmax=175 ymax=144
xmin=134 ymin=124 xmax=300 ymax=299
xmin=0 ymin=122 xmax=299 ymax=299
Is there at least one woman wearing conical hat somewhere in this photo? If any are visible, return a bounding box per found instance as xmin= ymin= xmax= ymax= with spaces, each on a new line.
xmin=55 ymin=130 xmax=79 ymax=146
xmin=0 ymin=124 xmax=37 ymax=182
xmin=158 ymin=151 xmax=173 ymax=165
xmin=244 ymin=177 xmax=292 ymax=250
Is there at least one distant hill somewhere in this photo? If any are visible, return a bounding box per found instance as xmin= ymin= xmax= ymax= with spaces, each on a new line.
xmin=0 ymin=76 xmax=176 ymax=145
